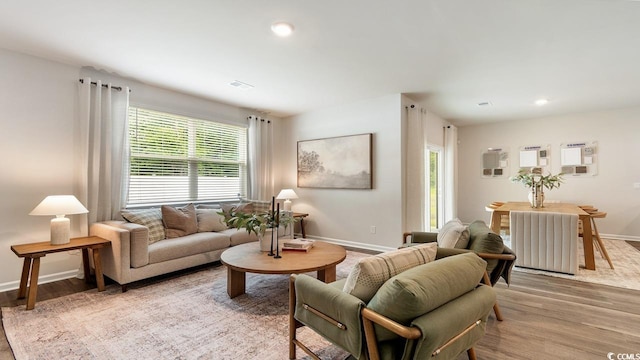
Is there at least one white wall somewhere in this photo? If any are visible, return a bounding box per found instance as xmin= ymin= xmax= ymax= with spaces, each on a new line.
xmin=457 ymin=107 xmax=640 ymax=240
xmin=0 ymin=49 xmax=83 ymax=289
xmin=0 ymin=49 xmax=280 ymax=290
xmin=282 ymin=94 xmax=404 ymax=250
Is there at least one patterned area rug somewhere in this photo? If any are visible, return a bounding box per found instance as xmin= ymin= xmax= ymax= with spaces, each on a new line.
xmin=2 ymin=250 xmax=370 ymax=360
xmin=508 ymin=238 xmax=640 ymax=290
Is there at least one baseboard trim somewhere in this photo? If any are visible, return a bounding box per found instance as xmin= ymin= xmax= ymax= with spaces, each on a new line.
xmin=303 ymin=235 xmax=395 ymax=253
xmin=601 ymin=234 xmax=640 ymax=242
xmin=0 ymin=270 xmax=79 ymax=293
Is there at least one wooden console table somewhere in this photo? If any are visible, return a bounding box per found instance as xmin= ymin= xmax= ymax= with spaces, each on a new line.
xmin=11 ymin=236 xmax=110 ymax=310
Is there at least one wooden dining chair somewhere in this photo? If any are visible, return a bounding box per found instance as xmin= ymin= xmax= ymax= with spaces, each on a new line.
xmin=486 ymin=202 xmax=509 ymax=235
xmin=578 ymin=206 xmax=614 ymax=269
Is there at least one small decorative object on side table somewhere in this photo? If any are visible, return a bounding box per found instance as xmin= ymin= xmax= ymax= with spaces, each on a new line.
xmin=10 ymin=236 xmax=111 ymax=310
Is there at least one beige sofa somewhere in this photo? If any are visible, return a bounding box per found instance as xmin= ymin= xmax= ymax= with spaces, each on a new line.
xmin=90 ymin=213 xmax=257 ymax=291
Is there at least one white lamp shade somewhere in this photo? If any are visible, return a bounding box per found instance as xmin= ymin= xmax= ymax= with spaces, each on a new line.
xmin=30 ymin=195 xmax=88 ymax=245
xmin=276 ymin=189 xmax=298 ymax=211
xmin=276 ymin=189 xmax=298 ymax=200
xmin=29 ymin=195 xmax=88 ymax=216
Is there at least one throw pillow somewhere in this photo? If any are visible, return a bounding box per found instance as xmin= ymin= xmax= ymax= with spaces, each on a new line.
xmin=467 ymin=220 xmax=505 ymax=274
xmin=196 ymin=209 xmax=228 ymax=232
xmin=342 ymin=243 xmax=437 ymax=302
xmin=367 ymin=252 xmax=487 ymax=341
xmin=121 ymin=208 xmax=165 ymax=244
xmin=161 ymin=204 xmax=198 ymax=239
xmin=437 ymin=219 xmax=470 ymax=249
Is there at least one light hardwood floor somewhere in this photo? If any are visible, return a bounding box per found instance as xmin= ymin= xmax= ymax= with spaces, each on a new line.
xmin=471 ymin=271 xmax=640 ymax=360
xmin=1 ymin=259 xmax=639 ymax=360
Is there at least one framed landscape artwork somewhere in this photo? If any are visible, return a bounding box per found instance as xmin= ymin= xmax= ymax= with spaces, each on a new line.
xmin=297 ymin=133 xmax=372 ymax=189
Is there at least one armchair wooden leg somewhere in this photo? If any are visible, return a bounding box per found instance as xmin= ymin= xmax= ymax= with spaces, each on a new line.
xmin=482 ymin=271 xmax=504 ymax=321
xmin=467 ymin=347 xmax=477 ymax=360
xmin=289 ymin=275 xmax=297 ymax=360
xmin=493 ymin=302 xmax=504 ymax=322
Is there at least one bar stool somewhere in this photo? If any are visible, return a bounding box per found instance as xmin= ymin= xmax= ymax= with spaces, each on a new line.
xmin=579 ymin=206 xmax=614 ymax=269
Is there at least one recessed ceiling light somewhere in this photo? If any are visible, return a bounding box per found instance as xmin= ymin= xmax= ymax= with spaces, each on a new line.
xmin=271 ymin=22 xmax=294 ymax=37
xmin=534 ymin=98 xmax=549 ymax=106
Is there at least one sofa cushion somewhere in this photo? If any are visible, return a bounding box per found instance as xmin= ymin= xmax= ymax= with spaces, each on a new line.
xmin=196 ymin=209 xmax=228 ymax=232
xmin=467 ymin=220 xmax=505 ymax=274
xmin=162 ymin=204 xmax=198 ymax=239
xmin=367 ymin=252 xmax=487 ymax=341
xmin=121 ymin=208 xmax=165 ymax=244
xmin=148 ymin=232 xmax=231 ymax=264
xmin=343 ymin=243 xmax=437 ymax=302
xmin=437 ymin=218 xmax=470 ymax=249
xmin=219 ymin=228 xmax=258 ymax=246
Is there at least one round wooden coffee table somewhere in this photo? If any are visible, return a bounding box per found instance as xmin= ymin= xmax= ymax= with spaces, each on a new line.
xmin=220 ymin=241 xmax=346 ymax=298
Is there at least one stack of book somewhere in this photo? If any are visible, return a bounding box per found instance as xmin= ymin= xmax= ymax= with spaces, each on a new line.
xmin=282 ymin=239 xmax=314 ymax=252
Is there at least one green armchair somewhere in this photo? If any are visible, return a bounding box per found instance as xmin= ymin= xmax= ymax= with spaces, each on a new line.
xmin=289 ymin=250 xmax=496 ymax=360
xmin=402 ymin=220 xmax=516 ymax=321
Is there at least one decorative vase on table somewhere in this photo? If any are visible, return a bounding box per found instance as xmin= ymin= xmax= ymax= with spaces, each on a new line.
xmin=528 ymin=184 xmax=545 ymax=208
xmin=259 ymin=228 xmax=274 ymax=252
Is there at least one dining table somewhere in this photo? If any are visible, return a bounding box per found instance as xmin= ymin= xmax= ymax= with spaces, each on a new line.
xmin=490 ymin=202 xmax=595 ymax=270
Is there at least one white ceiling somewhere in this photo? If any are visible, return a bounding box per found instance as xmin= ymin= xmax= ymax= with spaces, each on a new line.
xmin=1 ymin=0 xmax=640 ymax=126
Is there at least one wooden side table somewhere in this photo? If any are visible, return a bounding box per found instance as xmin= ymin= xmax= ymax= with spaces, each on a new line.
xmin=292 ymin=212 xmax=309 ymax=238
xmin=11 ymin=236 xmax=111 ymax=310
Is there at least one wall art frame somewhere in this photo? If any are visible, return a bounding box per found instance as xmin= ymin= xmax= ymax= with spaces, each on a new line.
xmin=481 ymin=146 xmax=509 ymax=178
xmin=297 ymin=133 xmax=373 ymax=189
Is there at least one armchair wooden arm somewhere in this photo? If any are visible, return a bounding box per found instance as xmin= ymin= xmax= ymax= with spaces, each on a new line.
xmin=402 ymin=231 xmax=438 ymax=246
xmin=476 ymin=252 xmax=516 ymax=261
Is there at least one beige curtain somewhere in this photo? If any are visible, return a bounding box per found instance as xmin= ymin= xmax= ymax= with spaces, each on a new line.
xmin=405 ymin=105 xmax=427 ymax=231
xmin=76 ymin=78 xmax=130 ymax=232
xmin=444 ymin=125 xmax=458 ymax=221
xmin=247 ymin=115 xmax=274 ymax=201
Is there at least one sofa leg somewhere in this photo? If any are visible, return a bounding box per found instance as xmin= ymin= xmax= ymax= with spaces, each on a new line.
xmin=121 ymin=284 xmax=128 ymax=293
xmin=467 ymin=347 xmax=477 ymax=360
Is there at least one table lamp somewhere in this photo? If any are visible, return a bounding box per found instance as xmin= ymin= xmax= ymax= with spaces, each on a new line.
xmin=276 ymin=189 xmax=298 ymax=211
xmin=29 ymin=195 xmax=89 ymax=245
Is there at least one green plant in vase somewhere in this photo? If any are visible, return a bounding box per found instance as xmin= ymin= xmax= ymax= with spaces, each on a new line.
xmin=510 ymin=168 xmax=563 ymax=208
xmin=221 ymin=209 xmax=275 ymax=251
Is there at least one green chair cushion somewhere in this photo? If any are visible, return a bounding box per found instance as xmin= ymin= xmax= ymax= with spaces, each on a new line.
xmin=367 ymin=252 xmax=487 ymax=341
xmin=467 ymin=220 xmax=505 ymax=274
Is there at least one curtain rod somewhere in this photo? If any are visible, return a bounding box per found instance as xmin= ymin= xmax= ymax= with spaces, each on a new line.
xmin=78 ymin=79 xmax=129 ymax=92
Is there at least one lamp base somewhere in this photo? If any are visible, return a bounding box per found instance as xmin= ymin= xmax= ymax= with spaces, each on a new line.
xmin=284 ymin=199 xmax=292 ymax=211
xmin=50 ymin=217 xmax=70 ymax=245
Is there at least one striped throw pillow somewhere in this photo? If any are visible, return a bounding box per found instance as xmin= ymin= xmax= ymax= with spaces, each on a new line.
xmin=343 ymin=243 xmax=437 ymax=302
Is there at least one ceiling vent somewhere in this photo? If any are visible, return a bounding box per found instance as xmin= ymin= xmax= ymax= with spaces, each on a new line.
xmin=477 ymin=101 xmax=492 ymax=106
xmin=229 ymin=80 xmax=254 ymax=90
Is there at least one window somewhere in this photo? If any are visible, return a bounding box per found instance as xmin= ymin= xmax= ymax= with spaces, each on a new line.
xmin=426 ymin=145 xmax=444 ymax=230
xmin=127 ymin=107 xmax=247 ymax=206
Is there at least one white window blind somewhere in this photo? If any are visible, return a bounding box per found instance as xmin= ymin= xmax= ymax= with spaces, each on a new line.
xmin=127 ymin=107 xmax=247 ymax=206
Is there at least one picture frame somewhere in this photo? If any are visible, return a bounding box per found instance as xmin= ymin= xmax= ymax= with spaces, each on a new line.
xmin=297 ymin=133 xmax=372 ymax=189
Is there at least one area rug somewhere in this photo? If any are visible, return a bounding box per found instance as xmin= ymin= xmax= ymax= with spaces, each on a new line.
xmin=508 ymin=238 xmax=640 ymax=290
xmin=2 ymin=251 xmax=370 ymax=360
